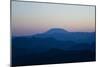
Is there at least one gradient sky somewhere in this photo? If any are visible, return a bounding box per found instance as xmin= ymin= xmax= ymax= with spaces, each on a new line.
xmin=11 ymin=1 xmax=95 ymax=36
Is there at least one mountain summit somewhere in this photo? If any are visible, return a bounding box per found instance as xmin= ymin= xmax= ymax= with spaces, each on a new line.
xmin=34 ymin=28 xmax=95 ymax=42
xmin=34 ymin=28 xmax=69 ymax=40
xmin=45 ymin=28 xmax=68 ymax=34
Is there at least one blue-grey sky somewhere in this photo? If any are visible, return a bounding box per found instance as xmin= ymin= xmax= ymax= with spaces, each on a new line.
xmin=11 ymin=1 xmax=95 ymax=36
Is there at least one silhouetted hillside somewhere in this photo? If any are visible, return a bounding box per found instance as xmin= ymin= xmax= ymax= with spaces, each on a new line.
xmin=12 ymin=28 xmax=96 ymax=66
xmin=34 ymin=28 xmax=95 ymax=42
xmin=12 ymin=47 xmax=95 ymax=66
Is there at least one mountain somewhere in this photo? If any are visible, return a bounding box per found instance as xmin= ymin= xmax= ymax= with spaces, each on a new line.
xmin=34 ymin=28 xmax=95 ymax=43
xmin=12 ymin=28 xmax=95 ymax=52
xmin=12 ymin=28 xmax=96 ymax=66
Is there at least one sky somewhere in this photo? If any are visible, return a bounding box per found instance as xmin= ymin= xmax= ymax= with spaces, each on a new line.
xmin=11 ymin=1 xmax=95 ymax=36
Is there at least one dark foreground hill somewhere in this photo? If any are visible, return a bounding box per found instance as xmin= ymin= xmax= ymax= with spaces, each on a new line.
xmin=12 ymin=28 xmax=96 ymax=66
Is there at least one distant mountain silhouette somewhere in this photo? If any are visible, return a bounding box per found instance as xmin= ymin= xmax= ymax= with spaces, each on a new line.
xmin=34 ymin=28 xmax=95 ymax=42
xmin=12 ymin=28 xmax=96 ymax=66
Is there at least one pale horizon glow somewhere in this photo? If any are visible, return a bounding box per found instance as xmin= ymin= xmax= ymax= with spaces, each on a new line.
xmin=11 ymin=1 xmax=95 ymax=36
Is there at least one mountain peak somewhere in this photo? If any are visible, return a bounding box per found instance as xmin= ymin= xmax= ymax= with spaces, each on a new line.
xmin=45 ymin=28 xmax=68 ymax=34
